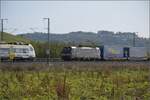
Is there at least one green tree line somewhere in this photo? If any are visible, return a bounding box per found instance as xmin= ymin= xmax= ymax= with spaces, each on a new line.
xmin=30 ymin=41 xmax=66 ymax=58
xmin=29 ymin=41 xmax=99 ymax=58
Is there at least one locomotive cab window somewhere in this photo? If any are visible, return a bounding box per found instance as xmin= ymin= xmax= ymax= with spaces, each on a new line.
xmin=23 ymin=49 xmax=29 ymax=53
xmin=29 ymin=47 xmax=33 ymax=51
xmin=14 ymin=48 xmax=29 ymax=53
xmin=62 ymin=47 xmax=71 ymax=53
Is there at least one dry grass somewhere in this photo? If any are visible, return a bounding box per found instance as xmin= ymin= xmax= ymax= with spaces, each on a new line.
xmin=0 ymin=61 xmax=150 ymax=100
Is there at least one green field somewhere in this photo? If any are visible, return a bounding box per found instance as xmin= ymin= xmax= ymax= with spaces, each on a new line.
xmin=0 ymin=63 xmax=150 ymax=100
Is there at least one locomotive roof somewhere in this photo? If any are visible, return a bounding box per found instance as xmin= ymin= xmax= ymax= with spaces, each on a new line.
xmin=71 ymin=46 xmax=99 ymax=49
xmin=0 ymin=42 xmax=29 ymax=45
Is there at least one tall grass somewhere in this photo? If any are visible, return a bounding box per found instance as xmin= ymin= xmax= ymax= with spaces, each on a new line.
xmin=0 ymin=62 xmax=150 ymax=100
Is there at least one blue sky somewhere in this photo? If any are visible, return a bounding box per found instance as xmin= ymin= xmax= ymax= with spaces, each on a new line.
xmin=1 ymin=1 xmax=149 ymax=38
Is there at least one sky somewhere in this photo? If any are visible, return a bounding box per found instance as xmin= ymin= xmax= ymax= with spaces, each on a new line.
xmin=0 ymin=1 xmax=150 ymax=38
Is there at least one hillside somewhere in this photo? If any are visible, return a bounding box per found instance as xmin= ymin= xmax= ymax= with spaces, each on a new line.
xmin=19 ymin=31 xmax=149 ymax=47
xmin=1 ymin=32 xmax=30 ymax=43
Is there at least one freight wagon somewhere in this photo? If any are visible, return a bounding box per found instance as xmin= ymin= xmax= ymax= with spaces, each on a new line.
xmin=61 ymin=45 xmax=150 ymax=61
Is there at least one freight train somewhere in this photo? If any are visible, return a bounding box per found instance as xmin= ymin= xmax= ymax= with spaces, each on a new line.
xmin=0 ymin=42 xmax=36 ymax=61
xmin=61 ymin=45 xmax=150 ymax=61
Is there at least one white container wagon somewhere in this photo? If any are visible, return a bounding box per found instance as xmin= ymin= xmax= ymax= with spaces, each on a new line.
xmin=102 ymin=45 xmax=124 ymax=60
xmin=129 ymin=47 xmax=148 ymax=60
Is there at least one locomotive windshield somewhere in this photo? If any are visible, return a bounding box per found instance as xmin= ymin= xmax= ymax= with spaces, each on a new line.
xmin=62 ymin=47 xmax=72 ymax=54
xmin=29 ymin=47 xmax=33 ymax=51
xmin=13 ymin=48 xmax=29 ymax=53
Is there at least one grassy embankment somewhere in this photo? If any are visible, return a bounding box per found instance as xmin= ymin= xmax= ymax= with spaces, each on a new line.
xmin=2 ymin=32 xmax=30 ymax=43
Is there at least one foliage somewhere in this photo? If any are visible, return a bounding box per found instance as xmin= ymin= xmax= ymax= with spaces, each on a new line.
xmin=30 ymin=41 xmax=66 ymax=58
xmin=0 ymin=65 xmax=149 ymax=100
xmin=3 ymin=32 xmax=30 ymax=43
xmin=19 ymin=31 xmax=149 ymax=47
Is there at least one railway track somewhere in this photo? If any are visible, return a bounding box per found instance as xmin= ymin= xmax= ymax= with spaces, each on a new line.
xmin=0 ymin=58 xmax=62 ymax=63
xmin=0 ymin=58 xmax=149 ymax=65
xmin=0 ymin=58 xmax=150 ymax=63
xmin=0 ymin=58 xmax=149 ymax=71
